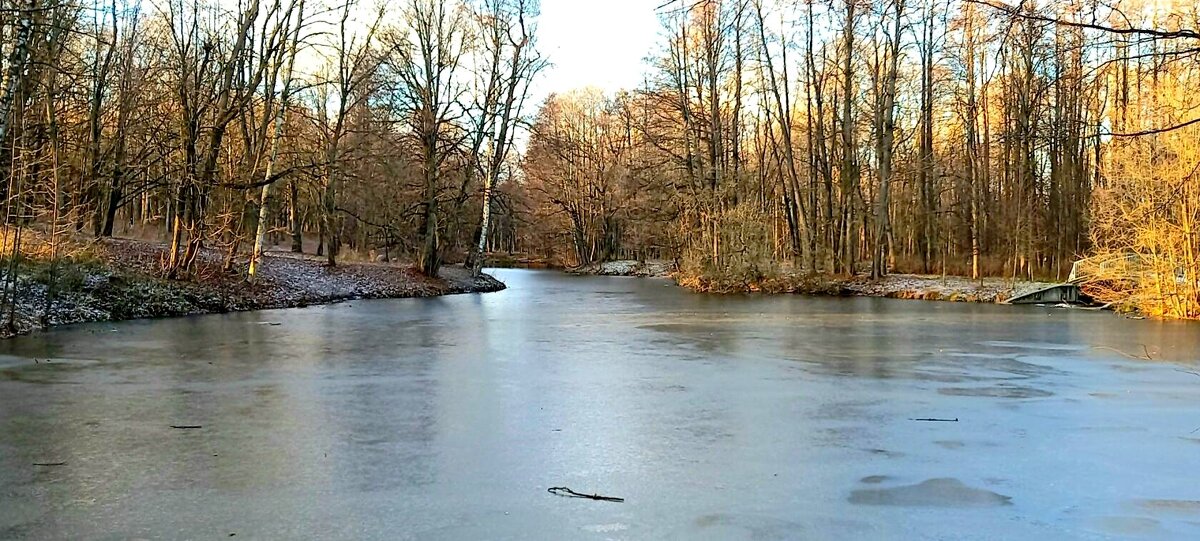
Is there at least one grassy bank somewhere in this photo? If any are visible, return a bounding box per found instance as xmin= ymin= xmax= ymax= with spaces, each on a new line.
xmin=0 ymin=233 xmax=505 ymax=339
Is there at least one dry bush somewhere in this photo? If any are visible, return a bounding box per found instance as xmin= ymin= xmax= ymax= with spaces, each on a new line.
xmin=1089 ymin=135 xmax=1200 ymax=318
xmin=677 ymin=205 xmax=780 ymax=292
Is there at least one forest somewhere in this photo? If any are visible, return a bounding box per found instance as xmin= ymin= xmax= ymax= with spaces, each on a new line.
xmin=0 ymin=0 xmax=1197 ymax=318
xmin=517 ymin=0 xmax=1200 ymax=318
xmin=0 ymin=0 xmax=542 ymax=283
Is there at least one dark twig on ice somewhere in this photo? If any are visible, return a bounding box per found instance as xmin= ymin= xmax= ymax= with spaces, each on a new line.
xmin=548 ymin=486 xmax=625 ymax=503
xmin=170 ymin=425 xmax=203 ymax=429
xmin=33 ymin=462 xmax=66 ymax=466
xmin=909 ymin=418 xmax=959 ymax=422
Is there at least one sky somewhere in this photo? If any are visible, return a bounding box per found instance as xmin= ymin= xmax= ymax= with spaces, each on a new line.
xmin=532 ymin=0 xmax=663 ymax=101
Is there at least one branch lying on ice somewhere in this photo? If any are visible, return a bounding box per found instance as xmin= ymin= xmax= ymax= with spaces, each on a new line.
xmin=547 ymin=486 xmax=624 ymax=503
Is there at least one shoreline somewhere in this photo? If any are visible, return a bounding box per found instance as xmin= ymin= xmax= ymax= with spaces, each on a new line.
xmin=790 ymin=273 xmax=1061 ymax=304
xmin=0 ymin=238 xmax=505 ymax=339
xmin=564 ymin=259 xmax=1065 ymax=305
xmin=567 ymin=259 xmax=675 ymax=278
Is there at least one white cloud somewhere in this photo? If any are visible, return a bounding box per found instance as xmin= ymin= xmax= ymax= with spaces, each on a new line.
xmin=533 ymin=0 xmax=661 ymax=100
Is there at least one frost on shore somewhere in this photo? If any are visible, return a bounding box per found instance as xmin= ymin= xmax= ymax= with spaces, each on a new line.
xmin=0 ymin=239 xmax=505 ymax=338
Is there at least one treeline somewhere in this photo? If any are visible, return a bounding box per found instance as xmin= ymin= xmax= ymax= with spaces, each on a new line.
xmin=3 ymin=0 xmax=1198 ymax=318
xmin=512 ymin=0 xmax=1200 ymax=317
xmin=0 ymin=0 xmax=542 ymax=280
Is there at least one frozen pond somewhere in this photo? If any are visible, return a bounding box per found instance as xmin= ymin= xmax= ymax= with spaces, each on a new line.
xmin=2 ymin=269 xmax=1199 ymax=539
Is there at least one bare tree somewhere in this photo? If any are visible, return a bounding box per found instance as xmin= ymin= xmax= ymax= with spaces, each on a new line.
xmin=466 ymin=0 xmax=545 ymax=277
xmin=389 ymin=0 xmax=470 ymax=276
xmin=870 ymin=0 xmax=904 ymax=279
xmin=249 ymin=0 xmax=306 ymax=277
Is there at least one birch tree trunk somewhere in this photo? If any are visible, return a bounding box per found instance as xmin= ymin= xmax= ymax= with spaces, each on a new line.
xmin=0 ymin=0 xmax=35 ymax=145
xmin=250 ymin=0 xmax=305 ymax=279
